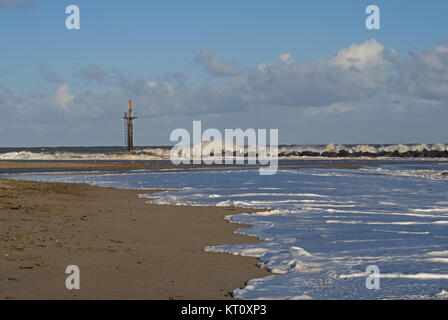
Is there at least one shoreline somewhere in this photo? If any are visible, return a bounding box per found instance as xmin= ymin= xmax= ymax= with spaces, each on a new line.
xmin=0 ymin=160 xmax=381 ymax=300
xmin=0 ymin=177 xmax=270 ymax=300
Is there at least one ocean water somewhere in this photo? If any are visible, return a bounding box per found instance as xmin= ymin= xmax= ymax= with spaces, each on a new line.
xmin=4 ymin=160 xmax=448 ymax=299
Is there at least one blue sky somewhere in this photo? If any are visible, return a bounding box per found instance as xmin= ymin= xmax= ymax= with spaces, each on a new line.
xmin=0 ymin=0 xmax=447 ymax=146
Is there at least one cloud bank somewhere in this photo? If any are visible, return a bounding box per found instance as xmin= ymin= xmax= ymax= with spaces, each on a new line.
xmin=4 ymin=38 xmax=448 ymax=128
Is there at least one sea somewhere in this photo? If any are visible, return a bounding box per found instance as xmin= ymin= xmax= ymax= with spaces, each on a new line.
xmin=2 ymin=144 xmax=448 ymax=299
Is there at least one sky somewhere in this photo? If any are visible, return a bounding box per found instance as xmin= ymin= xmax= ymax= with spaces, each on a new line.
xmin=0 ymin=0 xmax=447 ymax=147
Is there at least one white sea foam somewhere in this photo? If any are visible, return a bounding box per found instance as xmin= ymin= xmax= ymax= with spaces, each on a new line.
xmin=425 ymin=250 xmax=448 ymax=257
xmin=363 ymin=167 xmax=448 ymax=180
xmin=371 ymin=229 xmax=430 ymax=235
xmin=426 ymin=258 xmax=448 ymax=264
xmin=435 ymin=290 xmax=448 ymax=297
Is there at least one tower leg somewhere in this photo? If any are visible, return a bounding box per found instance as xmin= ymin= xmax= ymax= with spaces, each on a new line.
xmin=127 ymin=119 xmax=133 ymax=151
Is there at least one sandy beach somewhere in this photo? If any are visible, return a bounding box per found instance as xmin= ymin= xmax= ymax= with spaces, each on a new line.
xmin=0 ymin=174 xmax=270 ymax=300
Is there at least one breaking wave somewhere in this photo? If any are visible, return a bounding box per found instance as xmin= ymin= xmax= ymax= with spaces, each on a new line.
xmin=1 ymin=143 xmax=448 ymax=161
xmin=0 ymin=147 xmax=171 ymax=161
xmin=278 ymin=143 xmax=448 ymax=158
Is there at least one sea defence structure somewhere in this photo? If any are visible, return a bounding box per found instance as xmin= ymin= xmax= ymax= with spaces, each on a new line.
xmin=123 ymin=100 xmax=137 ymax=151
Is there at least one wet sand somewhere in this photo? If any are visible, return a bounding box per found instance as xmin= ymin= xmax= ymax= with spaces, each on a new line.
xmin=0 ymin=160 xmax=188 ymax=170
xmin=0 ymin=177 xmax=269 ymax=300
xmin=0 ymin=160 xmax=365 ymax=173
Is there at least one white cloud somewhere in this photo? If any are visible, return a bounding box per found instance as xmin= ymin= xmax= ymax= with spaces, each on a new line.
xmin=52 ymin=84 xmax=75 ymax=111
xmin=278 ymin=53 xmax=293 ymax=64
xmin=332 ymin=38 xmax=387 ymax=70
xmin=242 ymin=38 xmax=392 ymax=108
xmin=305 ymin=104 xmax=358 ymax=115
xmin=195 ymin=49 xmax=242 ymax=77
xmin=392 ymin=44 xmax=448 ymax=101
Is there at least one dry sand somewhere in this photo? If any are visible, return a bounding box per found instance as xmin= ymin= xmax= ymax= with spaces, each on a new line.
xmin=0 ymin=177 xmax=269 ymax=300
